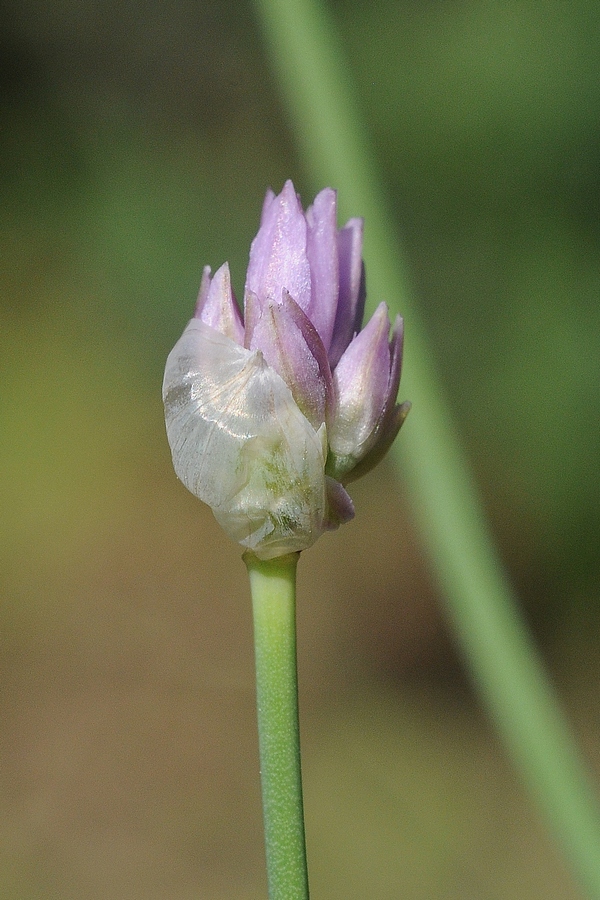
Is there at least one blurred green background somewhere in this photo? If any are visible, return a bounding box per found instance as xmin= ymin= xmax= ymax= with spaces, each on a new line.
xmin=1 ymin=0 xmax=599 ymax=897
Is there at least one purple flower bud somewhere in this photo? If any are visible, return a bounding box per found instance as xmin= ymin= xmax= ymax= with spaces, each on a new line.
xmin=163 ymin=181 xmax=409 ymax=558
xmin=327 ymin=305 xmax=410 ymax=482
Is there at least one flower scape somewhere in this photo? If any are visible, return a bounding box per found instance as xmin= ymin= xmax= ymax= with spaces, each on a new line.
xmin=163 ymin=180 xmax=409 ymax=559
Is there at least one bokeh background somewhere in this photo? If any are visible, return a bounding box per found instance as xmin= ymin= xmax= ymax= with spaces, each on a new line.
xmin=1 ymin=0 xmax=599 ymax=897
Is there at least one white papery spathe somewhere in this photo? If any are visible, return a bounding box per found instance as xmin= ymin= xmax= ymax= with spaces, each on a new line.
xmin=163 ymin=318 xmax=331 ymax=559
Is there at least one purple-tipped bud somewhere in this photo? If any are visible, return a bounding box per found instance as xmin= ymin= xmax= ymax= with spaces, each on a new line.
xmin=164 ymin=181 xmax=409 ymax=559
xmin=329 ymin=217 xmax=365 ymax=369
xmin=305 ymin=187 xmax=339 ymax=351
xmin=327 ymin=304 xmax=408 ymax=482
xmin=245 ymin=180 xmax=312 ymax=322
xmin=345 ymin=314 xmax=410 ymax=482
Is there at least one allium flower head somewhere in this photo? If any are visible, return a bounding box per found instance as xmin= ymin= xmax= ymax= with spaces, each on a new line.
xmin=163 ymin=180 xmax=409 ymax=559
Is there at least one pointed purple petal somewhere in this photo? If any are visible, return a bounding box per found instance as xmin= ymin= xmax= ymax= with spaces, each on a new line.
xmin=341 ymin=315 xmax=408 ymax=483
xmin=248 ymin=290 xmax=333 ymax=430
xmin=194 ymin=262 xmax=244 ymax=344
xmin=305 ymin=187 xmax=339 ymax=351
xmin=329 ymin=218 xmax=365 ymax=368
xmin=330 ymin=302 xmax=392 ymax=458
xmin=244 ymin=179 xmax=312 ymax=312
xmin=260 ymin=187 xmax=276 ymax=225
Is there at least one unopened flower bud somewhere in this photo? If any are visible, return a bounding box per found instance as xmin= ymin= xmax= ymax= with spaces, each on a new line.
xmin=163 ymin=180 xmax=409 ymax=559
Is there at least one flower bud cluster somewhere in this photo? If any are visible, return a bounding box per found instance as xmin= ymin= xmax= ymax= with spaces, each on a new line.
xmin=163 ymin=181 xmax=409 ymax=559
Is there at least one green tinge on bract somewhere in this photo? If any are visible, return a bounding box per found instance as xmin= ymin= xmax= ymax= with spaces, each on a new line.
xmin=212 ymin=429 xmax=329 ymax=560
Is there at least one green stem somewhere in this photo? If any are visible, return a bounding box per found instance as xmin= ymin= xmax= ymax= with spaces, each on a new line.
xmin=252 ymin=0 xmax=600 ymax=895
xmin=244 ymin=551 xmax=309 ymax=900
